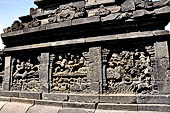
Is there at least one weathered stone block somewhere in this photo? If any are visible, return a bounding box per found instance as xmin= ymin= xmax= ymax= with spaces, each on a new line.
xmin=58 ymin=109 xmax=93 ymax=113
xmin=43 ymin=93 xmax=68 ymax=101
xmin=154 ymin=6 xmax=170 ymax=14
xmin=0 ymin=91 xmax=19 ymax=97
xmin=121 ymin=0 xmax=135 ymax=12
xmin=63 ymin=102 xmax=96 ymax=109
xmin=99 ymin=95 xmax=136 ymax=104
xmin=98 ymin=103 xmax=138 ymax=111
xmin=69 ymin=94 xmax=99 ymax=103
xmin=3 ymin=57 xmax=11 ymax=91
xmin=137 ymin=95 xmax=170 ymax=104
xmin=0 ymin=103 xmax=32 ymax=113
xmin=46 ymin=21 xmax=71 ymax=30
xmin=72 ymin=16 xmax=100 ymax=26
xmin=11 ymin=98 xmax=35 ymax=104
xmin=101 ymin=13 xmax=120 ymax=22
xmin=40 ymin=53 xmax=50 ymax=93
xmin=133 ymin=10 xmax=145 ymax=18
xmin=35 ymin=100 xmax=63 ymax=107
xmin=138 ymin=104 xmax=170 ymax=112
xmin=154 ymin=80 xmax=170 ymax=94
xmin=88 ymin=47 xmax=102 ymax=93
xmin=27 ymin=105 xmax=60 ymax=113
xmin=19 ymin=92 xmax=42 ymax=99
xmin=0 ymin=97 xmax=10 ymax=102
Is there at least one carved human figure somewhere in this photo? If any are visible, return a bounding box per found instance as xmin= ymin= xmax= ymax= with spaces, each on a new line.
xmin=13 ymin=59 xmax=25 ymax=78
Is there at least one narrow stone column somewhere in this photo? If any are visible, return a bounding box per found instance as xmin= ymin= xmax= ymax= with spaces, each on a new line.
xmin=3 ymin=56 xmax=12 ymax=91
xmin=89 ymin=47 xmax=102 ymax=94
xmin=154 ymin=41 xmax=170 ymax=94
xmin=40 ymin=53 xmax=50 ymax=93
xmin=154 ymin=41 xmax=169 ymax=80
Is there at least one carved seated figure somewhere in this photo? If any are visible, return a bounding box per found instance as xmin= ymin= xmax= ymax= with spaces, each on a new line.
xmin=13 ymin=59 xmax=26 ymax=78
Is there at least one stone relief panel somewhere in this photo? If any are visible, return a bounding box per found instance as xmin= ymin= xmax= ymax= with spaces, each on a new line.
xmin=0 ymin=56 xmax=4 ymax=89
xmin=50 ymin=50 xmax=90 ymax=93
xmin=102 ymin=44 xmax=158 ymax=94
xmin=11 ymin=54 xmax=41 ymax=92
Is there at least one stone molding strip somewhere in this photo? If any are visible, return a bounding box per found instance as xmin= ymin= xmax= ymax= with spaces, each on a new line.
xmin=3 ymin=30 xmax=170 ymax=52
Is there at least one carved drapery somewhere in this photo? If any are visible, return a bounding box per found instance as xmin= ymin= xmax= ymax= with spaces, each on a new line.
xmin=102 ymin=45 xmax=157 ymax=94
xmin=50 ymin=51 xmax=90 ymax=93
xmin=11 ymin=55 xmax=41 ymax=92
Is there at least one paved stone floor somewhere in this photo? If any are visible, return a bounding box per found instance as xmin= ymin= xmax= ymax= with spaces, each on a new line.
xmin=0 ymin=101 xmax=169 ymax=113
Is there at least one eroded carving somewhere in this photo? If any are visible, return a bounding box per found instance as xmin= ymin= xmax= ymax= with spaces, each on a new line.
xmin=50 ymin=51 xmax=90 ymax=93
xmin=28 ymin=18 xmax=41 ymax=28
xmin=103 ymin=46 xmax=157 ymax=94
xmin=95 ymin=5 xmax=110 ymax=17
xmin=48 ymin=5 xmax=86 ymax=23
xmin=11 ymin=55 xmax=40 ymax=92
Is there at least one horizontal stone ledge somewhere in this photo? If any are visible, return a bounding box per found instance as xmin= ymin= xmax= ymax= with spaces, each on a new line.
xmin=138 ymin=104 xmax=170 ymax=112
xmin=3 ymin=30 xmax=170 ymax=52
xmin=137 ymin=95 xmax=170 ymax=104
xmin=0 ymin=91 xmax=19 ymax=98
xmin=1 ymin=16 xmax=100 ymax=38
xmin=19 ymin=92 xmax=42 ymax=100
xmin=97 ymin=103 xmax=138 ymax=111
xmin=10 ymin=97 xmax=35 ymax=104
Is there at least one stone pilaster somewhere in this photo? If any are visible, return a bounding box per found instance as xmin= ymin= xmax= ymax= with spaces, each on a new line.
xmin=3 ymin=56 xmax=12 ymax=91
xmin=154 ymin=41 xmax=169 ymax=80
xmin=40 ymin=53 xmax=50 ymax=93
xmin=154 ymin=41 xmax=170 ymax=94
xmin=89 ymin=47 xmax=102 ymax=94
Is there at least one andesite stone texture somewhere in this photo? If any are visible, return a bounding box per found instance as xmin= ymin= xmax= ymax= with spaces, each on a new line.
xmin=0 ymin=0 xmax=170 ymax=112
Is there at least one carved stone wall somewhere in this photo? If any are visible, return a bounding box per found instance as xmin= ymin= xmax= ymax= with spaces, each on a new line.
xmin=50 ymin=50 xmax=90 ymax=93
xmin=11 ymin=54 xmax=41 ymax=92
xmin=102 ymin=43 xmax=157 ymax=94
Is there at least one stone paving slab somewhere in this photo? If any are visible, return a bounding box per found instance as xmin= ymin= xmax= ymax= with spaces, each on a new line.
xmin=58 ymin=108 xmax=95 ymax=113
xmin=95 ymin=110 xmax=137 ymax=113
xmin=0 ymin=102 xmax=32 ymax=113
xmin=0 ymin=102 xmax=8 ymax=110
xmin=27 ymin=105 xmax=60 ymax=113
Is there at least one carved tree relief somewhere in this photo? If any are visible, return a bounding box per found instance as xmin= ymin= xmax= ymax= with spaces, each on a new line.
xmin=11 ymin=55 xmax=41 ymax=92
xmin=50 ymin=51 xmax=90 ymax=93
xmin=103 ymin=45 xmax=158 ymax=94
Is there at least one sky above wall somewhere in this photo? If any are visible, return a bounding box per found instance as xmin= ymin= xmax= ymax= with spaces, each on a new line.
xmin=0 ymin=0 xmax=170 ymax=49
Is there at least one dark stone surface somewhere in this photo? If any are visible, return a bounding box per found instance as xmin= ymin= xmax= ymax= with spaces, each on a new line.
xmin=3 ymin=57 xmax=11 ymax=91
xmin=43 ymin=93 xmax=68 ymax=101
xmin=154 ymin=41 xmax=169 ymax=80
xmin=40 ymin=53 xmax=50 ymax=93
xmin=121 ymin=0 xmax=135 ymax=12
xmin=63 ymin=102 xmax=96 ymax=109
xmin=35 ymin=100 xmax=63 ymax=107
xmin=138 ymin=104 xmax=170 ymax=112
xmin=72 ymin=16 xmax=100 ymax=26
xmin=89 ymin=47 xmax=102 ymax=93
xmin=98 ymin=103 xmax=138 ymax=111
xmin=0 ymin=91 xmax=19 ymax=97
xmin=99 ymin=95 xmax=136 ymax=104
xmin=19 ymin=92 xmax=42 ymax=99
xmin=58 ymin=109 xmax=92 ymax=113
xmin=137 ymin=95 xmax=170 ymax=104
xmin=69 ymin=94 xmax=99 ymax=103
